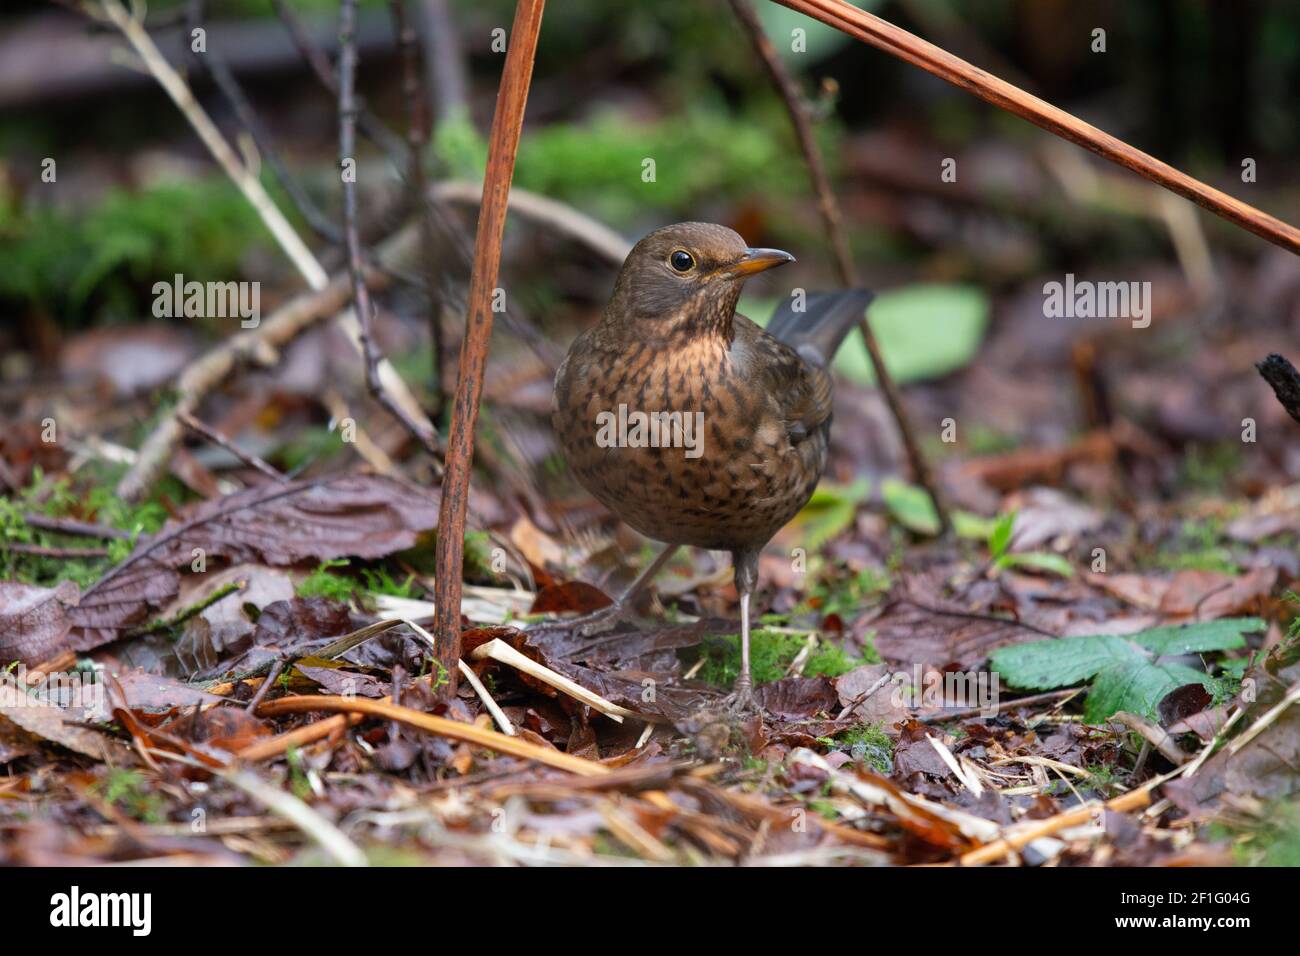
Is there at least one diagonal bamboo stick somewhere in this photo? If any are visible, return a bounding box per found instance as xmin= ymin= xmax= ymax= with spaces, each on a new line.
xmin=772 ymin=0 xmax=1300 ymax=255
xmin=256 ymin=694 xmax=606 ymax=776
xmin=432 ymin=0 xmax=546 ymax=695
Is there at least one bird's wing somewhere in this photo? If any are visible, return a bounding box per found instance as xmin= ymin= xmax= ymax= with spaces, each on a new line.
xmin=764 ymin=289 xmax=873 ymax=368
xmin=734 ymin=314 xmax=833 ymax=444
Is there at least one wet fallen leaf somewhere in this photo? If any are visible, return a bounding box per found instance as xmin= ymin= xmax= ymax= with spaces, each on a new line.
xmin=530 ymin=581 xmax=613 ymax=615
xmin=0 ymin=580 xmax=79 ymax=666
xmin=0 ymin=681 xmax=133 ymax=764
xmin=70 ymin=474 xmax=438 ymax=648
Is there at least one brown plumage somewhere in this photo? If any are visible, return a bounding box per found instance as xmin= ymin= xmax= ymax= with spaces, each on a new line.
xmin=553 ymin=222 xmax=870 ymax=703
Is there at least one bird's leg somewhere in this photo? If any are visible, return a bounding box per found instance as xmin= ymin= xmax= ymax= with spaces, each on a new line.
xmin=727 ymin=549 xmax=761 ymax=712
xmin=732 ymin=590 xmax=754 ymax=708
xmin=546 ymin=544 xmax=680 ymax=636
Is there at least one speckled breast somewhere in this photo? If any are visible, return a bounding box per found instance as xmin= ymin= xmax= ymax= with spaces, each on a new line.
xmin=553 ymin=331 xmax=827 ymax=552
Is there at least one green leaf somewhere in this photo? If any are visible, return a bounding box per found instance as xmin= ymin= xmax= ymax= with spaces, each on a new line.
xmin=988 ymin=512 xmax=1015 ymax=559
xmin=990 ymin=618 xmax=1264 ymax=722
xmin=881 ymin=478 xmax=940 ymax=535
xmin=742 ymin=283 xmax=989 ymax=387
xmin=995 ymin=551 xmax=1074 ymax=578
xmin=756 ymin=0 xmax=879 ymax=66
xmin=879 ymin=479 xmax=991 ymax=540
xmin=833 ymin=285 xmax=990 ymax=386
xmin=1129 ymin=619 xmax=1264 ymax=656
xmin=791 ymin=479 xmax=870 ymax=550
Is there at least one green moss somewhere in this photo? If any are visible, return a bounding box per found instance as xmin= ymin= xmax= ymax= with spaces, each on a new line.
xmin=832 ymin=722 xmax=893 ymax=774
xmin=438 ymin=105 xmax=821 ymax=228
xmin=0 ymin=469 xmax=179 ymax=588
xmin=1146 ymin=519 xmax=1239 ymax=574
xmin=96 ymin=769 xmax=166 ymax=824
xmin=695 ymin=630 xmax=865 ymax=687
xmin=1181 ymin=442 xmax=1244 ymax=494
xmin=1 ymin=178 xmax=269 ymax=321
xmin=296 ymin=559 xmax=417 ymax=602
xmin=801 ymin=566 xmax=891 ymax=622
xmin=296 ymin=559 xmax=356 ymax=602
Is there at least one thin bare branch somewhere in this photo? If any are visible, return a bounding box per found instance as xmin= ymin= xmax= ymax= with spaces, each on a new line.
xmin=184 ymin=0 xmax=341 ymax=244
xmin=339 ymin=0 xmax=443 ymax=462
xmin=389 ymin=0 xmax=447 ymax=419
xmin=177 ymin=411 xmax=286 ymax=483
xmin=730 ymin=0 xmax=953 ymax=535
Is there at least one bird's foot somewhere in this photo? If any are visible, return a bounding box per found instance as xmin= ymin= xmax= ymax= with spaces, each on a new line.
xmin=723 ymin=673 xmax=758 ymax=716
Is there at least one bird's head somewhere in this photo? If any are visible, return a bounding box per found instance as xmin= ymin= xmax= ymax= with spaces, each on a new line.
xmin=606 ymin=222 xmax=794 ymax=334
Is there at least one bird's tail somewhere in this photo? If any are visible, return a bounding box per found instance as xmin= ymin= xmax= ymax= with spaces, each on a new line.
xmin=764 ymin=289 xmax=874 ymax=368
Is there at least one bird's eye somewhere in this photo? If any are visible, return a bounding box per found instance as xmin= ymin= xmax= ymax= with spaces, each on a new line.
xmin=669 ymin=250 xmax=695 ymax=272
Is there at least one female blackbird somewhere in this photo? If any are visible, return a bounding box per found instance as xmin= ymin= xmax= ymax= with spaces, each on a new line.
xmin=553 ymin=222 xmax=871 ymax=706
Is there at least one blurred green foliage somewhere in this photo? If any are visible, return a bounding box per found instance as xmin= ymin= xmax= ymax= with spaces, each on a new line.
xmin=437 ymin=104 xmax=821 ymax=225
xmin=0 ymin=179 xmax=267 ymax=321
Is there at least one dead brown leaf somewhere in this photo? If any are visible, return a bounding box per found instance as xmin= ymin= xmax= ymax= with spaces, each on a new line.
xmin=70 ymin=474 xmax=438 ymax=649
xmin=0 ymin=580 xmax=79 ymax=666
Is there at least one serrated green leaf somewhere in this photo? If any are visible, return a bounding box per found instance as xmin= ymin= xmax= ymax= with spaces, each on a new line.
xmin=990 ymin=618 xmax=1263 ymax=722
xmin=991 ymin=634 xmax=1135 ymax=690
xmin=1130 ymin=618 xmax=1264 ymax=656
xmin=1085 ymin=661 xmax=1213 ymax=724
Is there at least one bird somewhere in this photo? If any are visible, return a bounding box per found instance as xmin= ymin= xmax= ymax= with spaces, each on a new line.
xmin=552 ymin=222 xmax=872 ymax=708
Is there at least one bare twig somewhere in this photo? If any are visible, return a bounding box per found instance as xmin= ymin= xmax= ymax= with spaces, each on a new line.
xmin=270 ymin=0 xmax=408 ymax=159
xmin=469 ymin=637 xmax=642 ymax=723
xmin=959 ymin=778 xmax=1157 ymax=866
xmin=92 ymin=0 xmax=435 ymax=500
xmin=432 ymin=0 xmax=547 ymax=694
xmin=430 ymin=180 xmax=631 ymax=265
xmin=1111 ymin=711 xmax=1189 ymax=766
xmin=730 ymin=0 xmax=952 ymax=535
xmin=340 ymin=0 xmax=444 ymax=462
xmin=918 ymin=687 xmax=1082 ymax=724
xmin=223 ymin=767 xmax=367 ymax=866
xmin=244 ymin=660 xmax=284 ymax=714
xmin=1257 ymin=354 xmax=1300 ymax=426
xmin=273 ymin=0 xmax=570 ymax=374
xmin=22 ymin=515 xmax=133 ymax=540
xmin=419 ymin=0 xmax=469 ymax=123
xmin=178 ymin=411 xmax=286 ymax=482
xmin=118 ymin=256 xmax=400 ymax=501
xmin=183 ymin=0 xmax=341 ymax=244
xmin=4 ymin=543 xmax=110 ymax=559
xmin=389 ymin=0 xmax=447 ymax=419
xmin=772 ymin=0 xmax=1300 ymax=255
xmin=95 ymin=0 xmax=324 ymax=284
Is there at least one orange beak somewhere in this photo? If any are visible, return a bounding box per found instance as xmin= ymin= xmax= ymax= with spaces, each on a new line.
xmin=727 ymin=247 xmax=796 ymax=277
